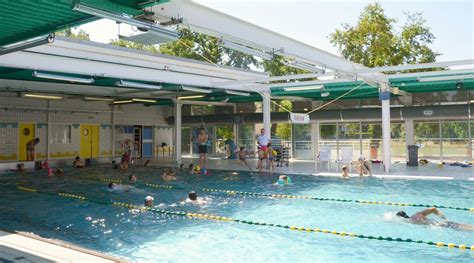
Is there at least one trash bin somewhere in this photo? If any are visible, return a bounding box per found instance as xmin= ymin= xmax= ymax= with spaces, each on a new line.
xmin=407 ymin=145 xmax=419 ymax=166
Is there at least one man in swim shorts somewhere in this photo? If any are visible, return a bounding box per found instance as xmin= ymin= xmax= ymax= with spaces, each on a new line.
xmin=396 ymin=207 xmax=474 ymax=231
xmin=198 ymin=127 xmax=209 ymax=169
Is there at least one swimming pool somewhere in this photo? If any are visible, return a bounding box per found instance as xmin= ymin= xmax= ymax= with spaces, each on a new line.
xmin=1 ymin=166 xmax=473 ymax=262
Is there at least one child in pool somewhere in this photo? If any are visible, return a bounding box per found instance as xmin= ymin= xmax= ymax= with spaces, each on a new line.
xmin=276 ymin=175 xmax=291 ymax=185
xmin=342 ymin=166 xmax=350 ymax=178
xmin=73 ymin=156 xmax=84 ymax=168
xmin=162 ymin=168 xmax=177 ymax=182
xmin=11 ymin=163 xmax=25 ymax=173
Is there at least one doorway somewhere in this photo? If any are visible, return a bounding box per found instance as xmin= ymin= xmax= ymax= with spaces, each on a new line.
xmin=80 ymin=125 xmax=99 ymax=158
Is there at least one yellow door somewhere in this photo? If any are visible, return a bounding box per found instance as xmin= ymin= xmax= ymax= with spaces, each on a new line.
xmin=18 ymin=123 xmax=35 ymax=161
xmin=80 ymin=125 xmax=99 ymax=158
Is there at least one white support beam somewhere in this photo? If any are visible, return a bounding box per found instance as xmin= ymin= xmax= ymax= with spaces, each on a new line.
xmin=262 ymin=91 xmax=271 ymax=138
xmin=356 ymin=59 xmax=474 ymax=74
xmin=213 ymin=72 xmax=332 ymax=86
xmin=173 ymin=99 xmax=182 ymax=164
xmin=404 ymin=119 xmax=414 ymax=159
xmin=387 ymin=69 xmax=474 ymax=81
xmin=153 ymin=0 xmax=368 ymax=75
xmin=179 ymin=100 xmax=236 ymax=107
xmin=268 ymin=78 xmax=355 ymax=89
xmin=380 ymin=84 xmax=391 ymax=172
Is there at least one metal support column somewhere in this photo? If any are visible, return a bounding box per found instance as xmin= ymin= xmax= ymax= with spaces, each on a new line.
xmin=46 ymin=101 xmax=51 ymax=160
xmin=173 ymin=99 xmax=183 ymax=164
xmin=380 ymin=83 xmax=391 ymax=172
xmin=311 ymin=121 xmax=319 ymax=159
xmin=111 ymin=106 xmax=116 ymax=158
xmin=404 ymin=119 xmax=414 ymax=159
xmin=262 ymin=91 xmax=271 ymax=137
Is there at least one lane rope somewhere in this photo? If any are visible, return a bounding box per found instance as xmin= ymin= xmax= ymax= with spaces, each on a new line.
xmin=16 ymin=186 xmax=473 ymax=250
xmin=76 ymin=178 xmax=473 ymax=212
xmin=78 ymin=177 xmax=184 ymax=189
xmin=202 ymin=188 xmax=474 ymax=212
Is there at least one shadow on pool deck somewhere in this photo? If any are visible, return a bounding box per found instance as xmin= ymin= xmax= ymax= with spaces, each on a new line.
xmin=139 ymin=157 xmax=474 ymax=180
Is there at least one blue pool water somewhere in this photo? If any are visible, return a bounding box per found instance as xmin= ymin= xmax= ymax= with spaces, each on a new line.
xmin=1 ymin=165 xmax=473 ymax=262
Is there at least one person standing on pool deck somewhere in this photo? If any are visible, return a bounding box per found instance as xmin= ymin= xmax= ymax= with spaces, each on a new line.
xmin=198 ymin=127 xmax=209 ymax=169
xmin=26 ymin=138 xmax=40 ymax=161
xmin=256 ymin=128 xmax=270 ymax=170
xmin=396 ymin=208 xmax=474 ymax=231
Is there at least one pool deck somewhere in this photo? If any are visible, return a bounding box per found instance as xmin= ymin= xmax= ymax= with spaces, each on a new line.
xmin=148 ymin=157 xmax=474 ymax=180
xmin=0 ymin=229 xmax=126 ymax=263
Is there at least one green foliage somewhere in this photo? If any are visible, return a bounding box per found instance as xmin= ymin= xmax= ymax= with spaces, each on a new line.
xmin=223 ymin=48 xmax=260 ymax=70
xmin=57 ymin=28 xmax=90 ymax=41
xmin=275 ymin=100 xmax=293 ymax=140
xmin=216 ymin=126 xmax=234 ymax=140
xmin=109 ymin=39 xmax=159 ymax=53
xmin=330 ymin=3 xmax=439 ymax=68
xmin=263 ymin=55 xmax=307 ymax=77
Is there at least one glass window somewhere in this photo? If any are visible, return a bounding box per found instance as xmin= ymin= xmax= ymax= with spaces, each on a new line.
xmin=361 ymin=123 xmax=382 ymax=160
xmin=414 ymin=121 xmax=440 ymax=160
xmin=319 ymin=123 xmax=337 ymax=159
xmin=391 ymin=123 xmax=406 ymax=161
xmin=442 ymin=121 xmax=469 ymax=161
xmin=50 ymin=125 xmax=71 ymax=143
xmin=293 ymin=124 xmax=312 ymax=160
xmin=238 ymin=124 xmax=255 ymax=153
xmin=216 ymin=125 xmax=234 ymax=156
xmin=339 ymin=122 xmax=361 ymax=159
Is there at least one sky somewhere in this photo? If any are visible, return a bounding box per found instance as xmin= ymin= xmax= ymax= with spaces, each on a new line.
xmin=77 ymin=0 xmax=474 ymax=62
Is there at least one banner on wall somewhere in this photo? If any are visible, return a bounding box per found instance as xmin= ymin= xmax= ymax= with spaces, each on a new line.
xmin=290 ymin=113 xmax=310 ymax=124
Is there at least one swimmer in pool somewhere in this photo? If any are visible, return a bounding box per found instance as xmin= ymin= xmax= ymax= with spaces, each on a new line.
xmin=129 ymin=174 xmax=137 ymax=183
xmin=276 ymin=175 xmax=291 ymax=185
xmin=11 ymin=163 xmax=25 ymax=173
xmin=341 ymin=166 xmax=350 ymax=178
xmin=396 ymin=208 xmax=474 ymax=231
xmin=73 ymin=156 xmax=84 ymax=168
xmin=237 ymin=147 xmax=252 ymax=171
xmin=144 ymin=196 xmax=154 ymax=207
xmin=184 ymin=191 xmax=210 ymax=205
xmin=108 ymin=182 xmax=131 ymax=192
xmin=56 ymin=169 xmax=64 ymax=176
xmin=162 ymin=168 xmax=177 ymax=182
xmin=188 ymin=164 xmax=195 ymax=175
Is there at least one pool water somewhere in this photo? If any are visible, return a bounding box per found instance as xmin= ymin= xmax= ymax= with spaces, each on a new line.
xmin=1 ymin=165 xmax=473 ymax=262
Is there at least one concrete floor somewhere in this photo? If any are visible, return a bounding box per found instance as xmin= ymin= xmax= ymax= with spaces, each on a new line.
xmin=143 ymin=157 xmax=474 ymax=181
xmin=0 ymin=230 xmax=125 ymax=263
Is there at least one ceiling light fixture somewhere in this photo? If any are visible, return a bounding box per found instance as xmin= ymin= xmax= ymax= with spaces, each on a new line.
xmin=112 ymin=100 xmax=133 ymax=104
xmin=417 ymin=75 xmax=473 ymax=82
xmin=181 ymin=86 xmax=212 ymax=94
xmin=177 ymin=95 xmax=204 ymax=100
xmin=84 ymin=97 xmax=114 ymax=102
xmin=132 ymin=98 xmax=157 ymax=103
xmin=283 ymin=85 xmax=324 ymax=91
xmin=73 ymin=3 xmax=180 ymax=41
xmin=218 ymin=39 xmax=274 ymax=60
xmin=33 ymin=71 xmax=94 ymax=84
xmin=225 ymin=90 xmax=250 ymax=96
xmin=23 ymin=93 xmax=63 ymax=100
xmin=117 ymin=80 xmax=162 ymax=90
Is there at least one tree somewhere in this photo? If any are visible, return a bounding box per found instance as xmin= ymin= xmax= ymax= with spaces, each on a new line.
xmin=329 ymin=3 xmax=439 ymax=68
xmin=109 ymin=39 xmax=159 ymax=53
xmin=159 ymin=28 xmax=221 ymax=63
xmin=275 ymin=100 xmax=293 ymax=140
xmin=57 ymin=28 xmax=90 ymax=41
